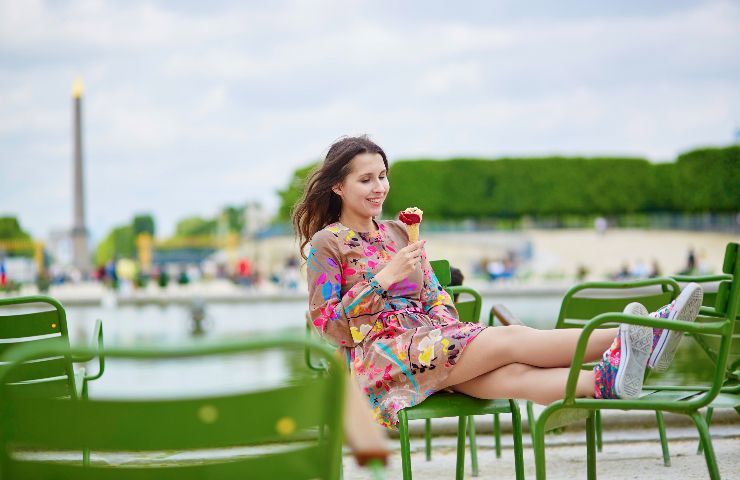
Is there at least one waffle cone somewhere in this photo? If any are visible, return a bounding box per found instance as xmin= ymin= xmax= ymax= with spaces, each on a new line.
xmin=406 ymin=224 xmax=420 ymax=242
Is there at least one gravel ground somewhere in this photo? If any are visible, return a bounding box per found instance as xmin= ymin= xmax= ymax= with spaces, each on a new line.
xmin=343 ymin=423 xmax=740 ymax=479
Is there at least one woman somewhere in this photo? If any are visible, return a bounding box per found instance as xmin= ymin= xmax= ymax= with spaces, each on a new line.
xmin=293 ymin=136 xmax=703 ymax=429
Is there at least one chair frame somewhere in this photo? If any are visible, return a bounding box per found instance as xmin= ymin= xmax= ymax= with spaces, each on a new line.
xmin=0 ymin=335 xmax=345 ymax=480
xmin=397 ymin=260 xmax=524 ymax=480
xmin=532 ymin=242 xmax=739 ymax=480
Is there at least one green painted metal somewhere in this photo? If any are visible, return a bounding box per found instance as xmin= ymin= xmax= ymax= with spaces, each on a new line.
xmin=655 ymin=411 xmax=671 ymax=466
xmin=455 ymin=416 xmax=466 ymax=480
xmin=493 ymin=412 xmax=502 ymax=458
xmin=532 ymin=242 xmax=739 ymax=480
xmin=467 ymin=416 xmax=479 ymax=477
xmin=0 ymin=295 xmax=105 ymax=399
xmin=0 ymin=335 xmax=345 ymax=480
xmin=424 ymin=418 xmax=432 ymax=461
xmin=398 ymin=260 xmax=525 ymax=480
xmin=527 ymin=277 xmax=681 ymax=465
xmin=594 ymin=410 xmax=603 ymax=453
xmin=670 ymin=268 xmax=739 ymax=458
xmin=585 ymin=412 xmax=596 ymax=480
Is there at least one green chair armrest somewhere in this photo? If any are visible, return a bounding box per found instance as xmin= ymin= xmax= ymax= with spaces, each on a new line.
xmin=489 ymin=304 xmax=524 ymax=326
xmin=73 ymin=367 xmax=86 ymax=399
xmin=305 ymin=313 xmax=329 ymax=372
xmin=564 ymin=312 xmax=729 ymax=402
xmin=563 ymin=277 xmax=681 ymax=297
xmin=74 ymin=319 xmax=105 ymax=382
xmin=671 ymin=274 xmax=733 ymax=283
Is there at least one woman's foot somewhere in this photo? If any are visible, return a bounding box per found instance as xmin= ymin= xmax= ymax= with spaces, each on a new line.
xmin=594 ymin=323 xmax=653 ymax=399
xmin=647 ymin=282 xmax=704 ymax=372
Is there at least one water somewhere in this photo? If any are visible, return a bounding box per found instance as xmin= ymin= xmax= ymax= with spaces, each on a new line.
xmin=61 ymin=296 xmax=715 ymax=398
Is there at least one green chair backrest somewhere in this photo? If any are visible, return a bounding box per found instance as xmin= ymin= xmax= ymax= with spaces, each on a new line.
xmin=684 ymin=244 xmax=740 ymax=382
xmin=0 ymin=336 xmax=344 ymax=480
xmin=429 ymin=260 xmax=451 ymax=286
xmin=671 ymin=274 xmax=733 ymax=309
xmin=0 ymin=296 xmax=78 ymax=399
xmin=555 ymin=278 xmax=681 ymax=330
xmin=430 ymin=260 xmax=482 ymax=323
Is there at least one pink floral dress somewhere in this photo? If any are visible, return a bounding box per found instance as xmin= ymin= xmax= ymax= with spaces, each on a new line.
xmin=307 ymin=219 xmax=486 ymax=429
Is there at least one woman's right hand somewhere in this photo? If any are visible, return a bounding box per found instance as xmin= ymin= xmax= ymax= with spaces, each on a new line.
xmin=373 ymin=240 xmax=426 ymax=290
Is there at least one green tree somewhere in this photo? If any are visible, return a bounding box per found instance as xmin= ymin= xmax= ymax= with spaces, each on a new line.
xmin=0 ymin=216 xmax=33 ymax=256
xmin=174 ymin=216 xmax=217 ymax=237
xmin=222 ymin=205 xmax=245 ymax=233
xmin=277 ymin=162 xmax=319 ymax=220
xmin=673 ymin=146 xmax=740 ymax=212
xmin=132 ymin=214 xmax=156 ymax=236
xmin=94 ymin=224 xmax=134 ymax=265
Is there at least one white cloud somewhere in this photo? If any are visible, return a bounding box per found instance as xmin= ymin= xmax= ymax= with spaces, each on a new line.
xmin=0 ymin=0 xmax=738 ymax=241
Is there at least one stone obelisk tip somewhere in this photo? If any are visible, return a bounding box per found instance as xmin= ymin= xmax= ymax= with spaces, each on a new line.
xmin=72 ymin=78 xmax=84 ymax=99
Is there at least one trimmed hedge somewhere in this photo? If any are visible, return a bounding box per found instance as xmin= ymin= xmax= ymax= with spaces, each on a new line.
xmin=277 ymin=146 xmax=740 ymax=220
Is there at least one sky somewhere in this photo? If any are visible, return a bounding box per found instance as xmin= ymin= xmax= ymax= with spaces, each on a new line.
xmin=1 ymin=0 xmax=739 ymax=242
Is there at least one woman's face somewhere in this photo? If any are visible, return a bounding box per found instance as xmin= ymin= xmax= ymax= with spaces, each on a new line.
xmin=334 ymin=152 xmax=389 ymax=221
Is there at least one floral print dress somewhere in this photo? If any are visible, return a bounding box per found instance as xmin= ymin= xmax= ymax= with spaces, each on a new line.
xmin=307 ymin=219 xmax=486 ymax=429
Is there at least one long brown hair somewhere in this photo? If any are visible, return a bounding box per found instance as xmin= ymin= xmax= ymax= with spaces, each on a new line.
xmin=292 ymin=135 xmax=388 ymax=258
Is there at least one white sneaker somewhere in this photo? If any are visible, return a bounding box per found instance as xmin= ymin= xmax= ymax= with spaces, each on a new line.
xmin=648 ymin=283 xmax=704 ymax=372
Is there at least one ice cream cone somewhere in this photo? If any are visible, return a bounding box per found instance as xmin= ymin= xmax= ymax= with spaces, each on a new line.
xmin=407 ymin=223 xmax=420 ymax=242
xmin=399 ymin=207 xmax=423 ymax=243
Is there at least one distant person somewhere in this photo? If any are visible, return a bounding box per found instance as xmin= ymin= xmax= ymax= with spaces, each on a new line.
xmin=283 ymin=256 xmax=300 ymax=291
xmin=631 ymin=259 xmax=648 ymax=278
xmin=687 ymin=248 xmax=696 ymax=272
xmin=236 ymin=258 xmax=253 ymax=287
xmin=157 ymin=265 xmax=170 ymax=288
xmin=594 ymin=216 xmax=608 ymax=235
xmin=294 ymin=135 xmax=704 ymax=430
xmin=576 ymin=264 xmax=589 ymax=282
xmin=177 ymin=268 xmax=190 ymax=285
xmin=449 ymin=266 xmax=464 ymax=302
xmin=649 ymin=259 xmax=661 ymax=278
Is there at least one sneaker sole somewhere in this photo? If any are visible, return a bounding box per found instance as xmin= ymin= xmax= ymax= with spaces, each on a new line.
xmin=614 ymin=324 xmax=652 ymax=399
xmin=648 ymin=283 xmax=703 ymax=372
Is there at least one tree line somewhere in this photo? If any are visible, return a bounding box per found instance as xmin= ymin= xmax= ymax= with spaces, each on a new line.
xmin=278 ymin=146 xmax=739 ymax=220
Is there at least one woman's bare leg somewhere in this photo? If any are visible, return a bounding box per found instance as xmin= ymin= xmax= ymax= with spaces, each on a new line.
xmin=452 ymin=363 xmax=595 ymax=404
xmin=443 ymin=325 xmax=617 ymax=388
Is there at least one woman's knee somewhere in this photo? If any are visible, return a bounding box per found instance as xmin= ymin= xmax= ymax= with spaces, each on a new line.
xmin=492 ymin=324 xmax=535 ymax=357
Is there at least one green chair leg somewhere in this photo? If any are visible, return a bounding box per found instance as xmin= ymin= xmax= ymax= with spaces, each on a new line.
xmin=367 ymin=458 xmax=385 ymax=480
xmin=697 ymin=407 xmax=713 ymax=454
xmin=456 ymin=415 xmax=467 ymax=480
xmin=510 ymin=399 xmax=525 ymax=480
xmin=527 ymin=400 xmax=537 ymax=451
xmin=655 ymin=411 xmax=671 ymax=466
xmin=467 ymin=416 xmax=479 ymax=476
xmin=690 ymin=411 xmax=721 ymax=480
xmin=493 ymin=412 xmax=502 ymax=458
xmin=595 ymin=409 xmax=603 ymax=452
xmin=399 ymin=410 xmax=413 ymax=480
xmin=425 ymin=418 xmax=432 ymax=461
xmin=586 ymin=412 xmax=597 ymax=480
xmin=533 ymin=413 xmax=548 ymax=480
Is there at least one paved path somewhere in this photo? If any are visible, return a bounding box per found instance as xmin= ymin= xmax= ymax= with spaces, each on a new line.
xmin=343 ymin=423 xmax=739 ymax=479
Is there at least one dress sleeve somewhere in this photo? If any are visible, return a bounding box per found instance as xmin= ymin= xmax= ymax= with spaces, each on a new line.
xmin=419 ymin=248 xmax=459 ymax=324
xmin=307 ymin=232 xmax=390 ymax=347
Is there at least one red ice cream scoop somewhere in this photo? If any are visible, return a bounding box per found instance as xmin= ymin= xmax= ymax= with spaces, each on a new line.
xmin=399 ymin=212 xmax=421 ymax=225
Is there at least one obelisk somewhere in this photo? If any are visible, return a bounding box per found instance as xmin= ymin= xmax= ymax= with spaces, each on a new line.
xmin=71 ymin=78 xmax=91 ymax=277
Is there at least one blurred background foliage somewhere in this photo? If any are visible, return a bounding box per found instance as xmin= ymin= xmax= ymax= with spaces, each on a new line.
xmin=277 ymin=145 xmax=740 ymax=221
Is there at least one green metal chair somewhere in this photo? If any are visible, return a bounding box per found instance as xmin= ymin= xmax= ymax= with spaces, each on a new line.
xmin=396 ymin=260 xmax=524 ymax=480
xmin=669 ymin=274 xmax=738 ymax=455
xmin=522 ymin=278 xmax=681 ymax=466
xmin=0 ymin=335 xmax=345 ymax=480
xmin=0 ymin=295 xmax=104 ymax=401
xmin=532 ymin=242 xmax=740 ymax=480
